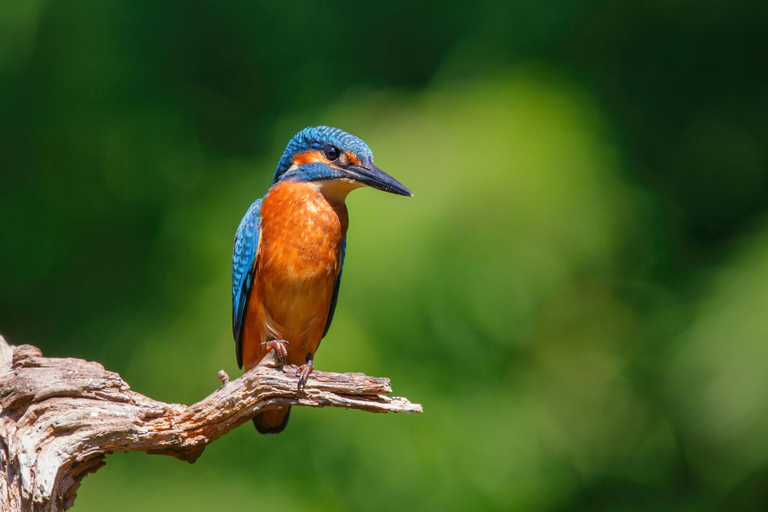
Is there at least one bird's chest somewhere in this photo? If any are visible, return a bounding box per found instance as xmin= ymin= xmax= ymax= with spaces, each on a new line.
xmin=258 ymin=181 xmax=347 ymax=289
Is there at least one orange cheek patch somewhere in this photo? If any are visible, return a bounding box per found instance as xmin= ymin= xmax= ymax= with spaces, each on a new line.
xmin=292 ymin=150 xmax=327 ymax=167
xmin=344 ymin=151 xmax=361 ymax=166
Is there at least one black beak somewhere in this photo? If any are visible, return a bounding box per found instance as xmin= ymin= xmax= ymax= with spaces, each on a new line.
xmin=344 ymin=164 xmax=413 ymax=197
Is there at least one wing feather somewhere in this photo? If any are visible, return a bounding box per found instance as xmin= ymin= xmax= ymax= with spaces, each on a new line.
xmin=322 ymin=237 xmax=346 ymax=338
xmin=232 ymin=199 xmax=262 ymax=368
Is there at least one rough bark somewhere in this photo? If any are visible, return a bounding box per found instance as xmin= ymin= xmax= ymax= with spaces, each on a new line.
xmin=0 ymin=335 xmax=422 ymax=511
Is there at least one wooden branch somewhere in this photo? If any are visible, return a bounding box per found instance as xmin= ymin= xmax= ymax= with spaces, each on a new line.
xmin=0 ymin=336 xmax=422 ymax=512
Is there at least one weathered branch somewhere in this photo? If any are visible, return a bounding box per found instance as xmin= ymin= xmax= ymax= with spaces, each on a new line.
xmin=0 ymin=335 xmax=421 ymax=512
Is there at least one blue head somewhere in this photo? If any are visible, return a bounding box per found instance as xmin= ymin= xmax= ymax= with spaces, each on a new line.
xmin=273 ymin=126 xmax=412 ymax=196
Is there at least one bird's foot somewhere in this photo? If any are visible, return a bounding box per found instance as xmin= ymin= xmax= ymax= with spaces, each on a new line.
xmin=296 ymin=355 xmax=314 ymax=392
xmin=262 ymin=339 xmax=290 ymax=366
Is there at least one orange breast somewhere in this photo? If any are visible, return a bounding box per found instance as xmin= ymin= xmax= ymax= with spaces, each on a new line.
xmin=241 ymin=180 xmax=348 ymax=369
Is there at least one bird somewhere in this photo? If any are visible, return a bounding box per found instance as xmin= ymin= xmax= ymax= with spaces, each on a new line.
xmin=232 ymin=126 xmax=412 ymax=434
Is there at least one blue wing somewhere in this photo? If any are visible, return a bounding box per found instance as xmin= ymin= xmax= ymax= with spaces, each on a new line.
xmin=232 ymin=199 xmax=262 ymax=369
xmin=322 ymin=237 xmax=346 ymax=338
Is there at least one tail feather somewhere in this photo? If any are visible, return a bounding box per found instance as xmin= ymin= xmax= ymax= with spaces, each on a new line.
xmin=253 ymin=406 xmax=291 ymax=434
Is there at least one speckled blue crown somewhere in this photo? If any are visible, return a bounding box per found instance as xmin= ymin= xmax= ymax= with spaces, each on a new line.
xmin=273 ymin=126 xmax=374 ymax=182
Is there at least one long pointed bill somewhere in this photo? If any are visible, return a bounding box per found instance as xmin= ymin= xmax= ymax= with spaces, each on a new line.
xmin=344 ymin=164 xmax=413 ymax=196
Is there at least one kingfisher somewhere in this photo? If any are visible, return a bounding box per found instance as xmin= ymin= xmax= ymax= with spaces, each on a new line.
xmin=232 ymin=126 xmax=412 ymax=434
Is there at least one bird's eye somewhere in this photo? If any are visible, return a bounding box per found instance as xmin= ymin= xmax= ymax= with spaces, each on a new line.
xmin=323 ymin=145 xmax=340 ymax=160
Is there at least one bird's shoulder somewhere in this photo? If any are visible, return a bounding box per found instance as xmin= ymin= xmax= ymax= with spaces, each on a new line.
xmin=232 ymin=198 xmax=263 ymax=289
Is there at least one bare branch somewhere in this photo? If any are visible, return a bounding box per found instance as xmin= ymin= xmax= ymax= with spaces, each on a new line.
xmin=0 ymin=335 xmax=421 ymax=512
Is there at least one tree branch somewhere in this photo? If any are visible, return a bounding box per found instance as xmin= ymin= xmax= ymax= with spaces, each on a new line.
xmin=0 ymin=335 xmax=422 ymax=512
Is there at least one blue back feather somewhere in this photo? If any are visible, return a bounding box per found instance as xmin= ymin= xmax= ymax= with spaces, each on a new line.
xmin=232 ymin=199 xmax=262 ymax=368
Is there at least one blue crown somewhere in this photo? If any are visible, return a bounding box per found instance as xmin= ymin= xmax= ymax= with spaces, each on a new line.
xmin=273 ymin=126 xmax=374 ymax=182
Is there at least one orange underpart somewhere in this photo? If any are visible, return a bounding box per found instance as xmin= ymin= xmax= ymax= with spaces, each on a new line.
xmin=240 ymin=181 xmax=348 ymax=372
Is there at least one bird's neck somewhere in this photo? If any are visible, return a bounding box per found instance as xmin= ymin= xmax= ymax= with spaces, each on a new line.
xmin=264 ymin=180 xmax=351 ymax=234
xmin=308 ymin=178 xmax=364 ymax=206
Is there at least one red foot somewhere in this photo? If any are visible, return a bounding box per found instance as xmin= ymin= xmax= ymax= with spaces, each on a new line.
xmin=296 ymin=360 xmax=314 ymax=391
xmin=262 ymin=340 xmax=290 ymax=365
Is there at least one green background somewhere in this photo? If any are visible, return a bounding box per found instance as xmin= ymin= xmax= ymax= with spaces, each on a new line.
xmin=2 ymin=1 xmax=768 ymax=510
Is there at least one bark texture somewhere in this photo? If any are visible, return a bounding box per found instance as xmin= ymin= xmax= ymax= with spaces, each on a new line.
xmin=0 ymin=336 xmax=422 ymax=511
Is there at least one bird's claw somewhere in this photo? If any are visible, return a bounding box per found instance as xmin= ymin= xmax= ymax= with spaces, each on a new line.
xmin=296 ymin=362 xmax=314 ymax=392
xmin=262 ymin=340 xmax=290 ymax=365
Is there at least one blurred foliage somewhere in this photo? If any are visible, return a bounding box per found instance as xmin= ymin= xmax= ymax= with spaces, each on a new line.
xmin=1 ymin=0 xmax=768 ymax=511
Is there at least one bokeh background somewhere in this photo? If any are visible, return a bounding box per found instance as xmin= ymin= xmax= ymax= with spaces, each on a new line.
xmin=2 ymin=1 xmax=768 ymax=510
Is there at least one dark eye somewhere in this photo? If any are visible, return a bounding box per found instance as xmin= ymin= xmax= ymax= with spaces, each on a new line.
xmin=323 ymin=145 xmax=340 ymax=160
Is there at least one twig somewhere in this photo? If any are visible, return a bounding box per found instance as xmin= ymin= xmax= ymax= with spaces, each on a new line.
xmin=0 ymin=335 xmax=421 ymax=512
